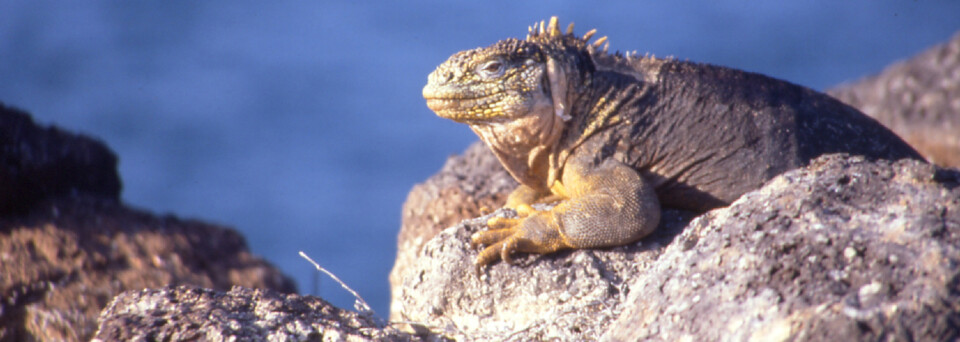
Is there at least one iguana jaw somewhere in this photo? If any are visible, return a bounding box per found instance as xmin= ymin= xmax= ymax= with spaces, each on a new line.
xmin=423 ymin=92 xmax=515 ymax=124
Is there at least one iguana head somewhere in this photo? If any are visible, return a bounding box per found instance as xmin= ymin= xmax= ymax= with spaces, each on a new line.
xmin=423 ymin=17 xmax=599 ymax=125
xmin=423 ymin=17 xmax=607 ymax=188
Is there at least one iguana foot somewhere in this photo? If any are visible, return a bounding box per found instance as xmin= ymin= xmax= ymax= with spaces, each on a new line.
xmin=470 ymin=209 xmax=570 ymax=269
xmin=471 ymin=225 xmax=520 ymax=268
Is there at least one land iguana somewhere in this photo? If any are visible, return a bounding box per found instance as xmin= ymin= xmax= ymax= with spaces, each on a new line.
xmin=422 ymin=17 xmax=924 ymax=269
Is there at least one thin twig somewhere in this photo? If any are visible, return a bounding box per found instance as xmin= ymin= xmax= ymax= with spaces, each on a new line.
xmin=299 ymin=251 xmax=382 ymax=326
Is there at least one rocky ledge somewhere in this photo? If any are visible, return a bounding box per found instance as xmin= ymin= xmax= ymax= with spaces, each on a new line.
xmin=0 ymin=104 xmax=296 ymax=341
xmin=828 ymin=32 xmax=960 ymax=167
xmin=93 ymin=285 xmax=418 ymax=341
xmin=392 ymin=153 xmax=959 ymax=341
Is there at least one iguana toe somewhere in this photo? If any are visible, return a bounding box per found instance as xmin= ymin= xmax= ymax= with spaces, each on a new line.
xmin=485 ymin=216 xmax=523 ymax=230
xmin=474 ymin=238 xmax=506 ymax=269
xmin=472 ymin=211 xmax=571 ymax=268
xmin=471 ymin=227 xmax=515 ymax=247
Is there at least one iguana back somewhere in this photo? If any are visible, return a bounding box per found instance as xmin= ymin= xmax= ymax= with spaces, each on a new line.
xmin=577 ymin=54 xmax=924 ymax=210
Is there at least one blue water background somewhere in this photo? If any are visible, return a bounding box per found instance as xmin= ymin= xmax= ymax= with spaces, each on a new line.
xmin=2 ymin=2 xmax=958 ymax=318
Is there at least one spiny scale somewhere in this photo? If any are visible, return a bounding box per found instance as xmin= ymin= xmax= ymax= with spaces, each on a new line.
xmin=592 ymin=36 xmax=608 ymax=47
xmin=525 ymin=16 xmax=611 ymax=51
xmin=548 ymin=17 xmax=561 ymax=36
xmin=582 ymin=29 xmax=597 ymax=41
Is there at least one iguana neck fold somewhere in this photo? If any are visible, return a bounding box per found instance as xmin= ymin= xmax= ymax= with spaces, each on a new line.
xmin=469 ymin=92 xmax=566 ymax=191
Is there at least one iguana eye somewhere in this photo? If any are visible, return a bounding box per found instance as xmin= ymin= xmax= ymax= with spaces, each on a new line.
xmin=477 ymin=59 xmax=505 ymax=78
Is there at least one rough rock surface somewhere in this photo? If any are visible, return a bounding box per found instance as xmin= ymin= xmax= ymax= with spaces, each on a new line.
xmin=0 ymin=104 xmax=296 ymax=341
xmin=0 ymin=196 xmax=298 ymax=342
xmin=94 ymin=285 xmax=422 ymax=342
xmin=604 ymin=154 xmax=960 ymax=341
xmin=0 ymin=103 xmax=121 ymax=214
xmin=389 ymin=142 xmax=517 ymax=318
xmin=393 ymin=206 xmax=695 ymax=340
xmin=829 ymin=32 xmax=960 ymax=167
xmin=394 ymin=154 xmax=960 ymax=341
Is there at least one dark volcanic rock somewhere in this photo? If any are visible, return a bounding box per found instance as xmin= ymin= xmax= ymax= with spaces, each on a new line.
xmin=829 ymin=32 xmax=960 ymax=167
xmin=0 ymin=104 xmax=296 ymax=341
xmin=93 ymin=285 xmax=422 ymax=342
xmin=0 ymin=103 xmax=121 ymax=214
xmin=393 ymin=154 xmax=960 ymax=341
xmin=0 ymin=197 xmax=297 ymax=341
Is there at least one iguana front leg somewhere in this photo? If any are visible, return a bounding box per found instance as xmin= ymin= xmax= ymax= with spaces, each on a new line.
xmin=495 ymin=183 xmax=565 ymax=217
xmin=471 ymin=158 xmax=661 ymax=268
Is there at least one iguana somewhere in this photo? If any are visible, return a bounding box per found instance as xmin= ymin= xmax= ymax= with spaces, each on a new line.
xmin=422 ymin=17 xmax=924 ymax=269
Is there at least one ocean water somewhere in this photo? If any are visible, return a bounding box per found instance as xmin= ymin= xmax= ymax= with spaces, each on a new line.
xmin=1 ymin=2 xmax=958 ymax=318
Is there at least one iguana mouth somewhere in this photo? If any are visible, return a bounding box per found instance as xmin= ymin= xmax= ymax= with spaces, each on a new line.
xmin=423 ymin=97 xmax=462 ymax=117
xmin=424 ymin=96 xmax=488 ymax=111
xmin=424 ymin=93 xmax=507 ymax=122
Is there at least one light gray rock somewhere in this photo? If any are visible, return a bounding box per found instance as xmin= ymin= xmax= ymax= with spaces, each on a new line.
xmin=93 ymin=285 xmax=423 ymax=342
xmin=393 ymin=154 xmax=960 ymax=341
xmin=604 ymin=154 xmax=960 ymax=341
xmin=829 ymin=32 xmax=960 ymax=167
xmin=390 ymin=142 xmax=517 ymax=319
xmin=393 ymin=203 xmax=694 ymax=341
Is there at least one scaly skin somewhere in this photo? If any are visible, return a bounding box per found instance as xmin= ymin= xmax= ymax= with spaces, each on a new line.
xmin=423 ymin=17 xmax=924 ymax=269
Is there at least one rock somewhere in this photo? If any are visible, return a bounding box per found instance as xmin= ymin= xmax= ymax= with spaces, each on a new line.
xmin=0 ymin=104 xmax=296 ymax=341
xmin=393 ymin=154 xmax=960 ymax=341
xmin=393 ymin=206 xmax=695 ymax=340
xmin=603 ymin=154 xmax=960 ymax=341
xmin=0 ymin=103 xmax=122 ymax=214
xmin=829 ymin=32 xmax=960 ymax=167
xmin=388 ymin=142 xmax=517 ymax=319
xmin=93 ymin=285 xmax=423 ymax=342
xmin=0 ymin=197 xmax=298 ymax=341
